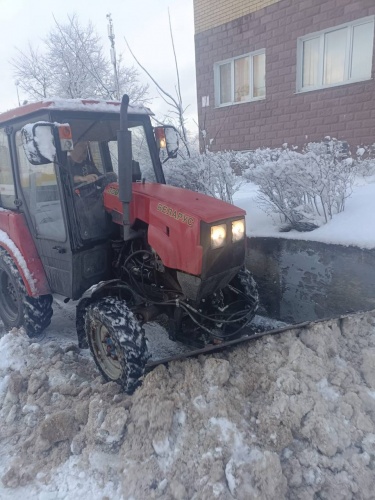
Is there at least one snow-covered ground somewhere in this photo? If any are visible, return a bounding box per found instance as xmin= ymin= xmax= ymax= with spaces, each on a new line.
xmin=234 ymin=176 xmax=375 ymax=249
xmin=0 ymin=297 xmax=374 ymax=499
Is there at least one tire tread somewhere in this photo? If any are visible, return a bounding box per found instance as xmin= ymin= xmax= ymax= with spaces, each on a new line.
xmin=85 ymin=296 xmax=148 ymax=394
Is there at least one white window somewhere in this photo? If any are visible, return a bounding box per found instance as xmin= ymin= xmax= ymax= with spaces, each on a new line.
xmin=214 ymin=50 xmax=266 ymax=106
xmin=297 ymin=17 xmax=374 ymax=92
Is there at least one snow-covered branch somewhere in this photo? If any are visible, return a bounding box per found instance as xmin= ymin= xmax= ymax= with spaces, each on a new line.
xmin=11 ymin=14 xmax=148 ymax=103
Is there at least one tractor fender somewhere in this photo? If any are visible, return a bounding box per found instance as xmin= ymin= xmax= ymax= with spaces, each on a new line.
xmin=0 ymin=211 xmax=50 ymax=297
xmin=79 ymin=279 xmax=122 ymax=302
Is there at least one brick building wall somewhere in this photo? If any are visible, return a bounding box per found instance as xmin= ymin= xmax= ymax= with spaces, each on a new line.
xmin=194 ymin=0 xmax=280 ymax=33
xmin=195 ymin=0 xmax=375 ymax=151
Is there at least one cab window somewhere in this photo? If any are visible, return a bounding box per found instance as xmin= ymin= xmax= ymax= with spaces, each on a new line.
xmin=108 ymin=124 xmax=156 ymax=182
xmin=0 ymin=129 xmax=16 ymax=209
xmin=15 ymin=130 xmax=66 ymax=242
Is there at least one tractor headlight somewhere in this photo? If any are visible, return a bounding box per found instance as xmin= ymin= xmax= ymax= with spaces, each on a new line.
xmin=232 ymin=219 xmax=245 ymax=242
xmin=211 ymin=224 xmax=227 ymax=249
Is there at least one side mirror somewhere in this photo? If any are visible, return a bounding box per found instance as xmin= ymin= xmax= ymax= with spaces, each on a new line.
xmin=154 ymin=126 xmax=179 ymax=159
xmin=21 ymin=122 xmax=73 ymax=166
xmin=164 ymin=126 xmax=179 ymax=159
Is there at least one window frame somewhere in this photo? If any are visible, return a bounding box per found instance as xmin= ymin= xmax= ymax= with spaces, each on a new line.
xmin=214 ymin=49 xmax=266 ymax=107
xmin=296 ymin=16 xmax=375 ymax=93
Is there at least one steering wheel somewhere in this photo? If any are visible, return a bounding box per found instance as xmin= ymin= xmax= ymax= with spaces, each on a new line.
xmin=74 ymin=174 xmax=107 ymax=191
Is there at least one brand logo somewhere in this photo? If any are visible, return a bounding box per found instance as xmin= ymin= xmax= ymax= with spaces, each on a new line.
xmin=157 ymin=203 xmax=194 ymax=226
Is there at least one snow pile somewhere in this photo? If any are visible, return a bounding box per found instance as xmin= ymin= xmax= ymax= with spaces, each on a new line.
xmin=0 ymin=310 xmax=374 ymax=499
xmin=234 ymin=177 xmax=375 ymax=249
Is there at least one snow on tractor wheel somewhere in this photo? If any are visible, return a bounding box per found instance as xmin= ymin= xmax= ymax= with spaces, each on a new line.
xmin=0 ymin=249 xmax=53 ymax=336
xmin=85 ymin=297 xmax=148 ymax=394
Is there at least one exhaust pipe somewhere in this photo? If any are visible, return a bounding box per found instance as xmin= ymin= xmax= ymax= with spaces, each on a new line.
xmin=117 ymin=94 xmax=133 ymax=241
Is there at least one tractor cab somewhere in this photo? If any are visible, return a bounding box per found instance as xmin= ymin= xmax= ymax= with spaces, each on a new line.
xmin=0 ymin=99 xmax=176 ymax=300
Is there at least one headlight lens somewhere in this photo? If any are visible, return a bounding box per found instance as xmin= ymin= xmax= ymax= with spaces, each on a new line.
xmin=232 ymin=219 xmax=245 ymax=242
xmin=211 ymin=224 xmax=227 ymax=249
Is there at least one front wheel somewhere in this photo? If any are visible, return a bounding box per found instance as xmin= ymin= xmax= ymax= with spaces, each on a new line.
xmin=0 ymin=249 xmax=53 ymax=336
xmin=85 ymin=297 xmax=148 ymax=394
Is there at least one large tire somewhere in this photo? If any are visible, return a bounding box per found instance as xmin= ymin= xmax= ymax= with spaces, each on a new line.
xmin=85 ymin=297 xmax=148 ymax=394
xmin=0 ymin=249 xmax=53 ymax=337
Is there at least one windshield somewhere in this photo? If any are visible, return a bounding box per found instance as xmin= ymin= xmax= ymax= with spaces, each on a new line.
xmin=66 ymin=117 xmax=156 ymax=183
xmin=63 ymin=116 xmax=156 ymax=242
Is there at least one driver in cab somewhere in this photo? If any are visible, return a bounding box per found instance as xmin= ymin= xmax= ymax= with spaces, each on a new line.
xmin=69 ymin=141 xmax=101 ymax=184
xmin=68 ymin=140 xmax=115 ymax=239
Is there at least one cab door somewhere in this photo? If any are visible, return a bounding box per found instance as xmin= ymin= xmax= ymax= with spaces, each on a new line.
xmin=14 ymin=128 xmax=74 ymax=297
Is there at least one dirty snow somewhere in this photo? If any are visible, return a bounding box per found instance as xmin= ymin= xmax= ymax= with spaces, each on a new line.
xmin=234 ymin=177 xmax=375 ymax=249
xmin=0 ymin=297 xmax=374 ymax=499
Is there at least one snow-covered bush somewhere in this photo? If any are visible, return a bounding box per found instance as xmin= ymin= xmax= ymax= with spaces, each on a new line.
xmin=241 ymin=147 xmax=313 ymax=231
xmin=242 ymin=138 xmax=358 ymax=231
xmin=301 ymin=139 xmax=357 ymax=222
xmin=161 ymin=138 xmax=367 ymax=232
xmin=356 ymin=144 xmax=375 ymax=177
xmin=164 ymin=151 xmax=244 ymax=204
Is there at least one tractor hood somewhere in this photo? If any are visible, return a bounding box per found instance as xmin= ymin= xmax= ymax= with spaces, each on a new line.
xmin=104 ymin=182 xmax=246 ymax=277
xmin=104 ymin=182 xmax=246 ymax=224
xmin=139 ymin=183 xmax=246 ymax=222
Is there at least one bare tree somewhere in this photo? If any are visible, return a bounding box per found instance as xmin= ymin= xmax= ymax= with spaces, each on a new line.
xmin=126 ymin=10 xmax=191 ymax=157
xmin=11 ymin=14 xmax=149 ymax=103
xmin=46 ymin=14 xmax=111 ymax=98
xmin=113 ymin=55 xmax=149 ymax=104
xmin=12 ymin=43 xmax=51 ymax=100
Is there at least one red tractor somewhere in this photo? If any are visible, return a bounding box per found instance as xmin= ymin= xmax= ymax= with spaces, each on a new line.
xmin=0 ymin=95 xmax=258 ymax=393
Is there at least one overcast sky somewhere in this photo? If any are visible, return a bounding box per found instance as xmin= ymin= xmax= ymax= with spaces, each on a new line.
xmin=0 ymin=0 xmax=197 ymax=131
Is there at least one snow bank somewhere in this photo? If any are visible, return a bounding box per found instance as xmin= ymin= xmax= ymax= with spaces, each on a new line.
xmin=234 ymin=178 xmax=375 ymax=249
xmin=0 ymin=309 xmax=374 ymax=499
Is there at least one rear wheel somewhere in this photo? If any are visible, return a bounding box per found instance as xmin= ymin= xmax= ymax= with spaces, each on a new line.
xmin=85 ymin=297 xmax=148 ymax=394
xmin=0 ymin=249 xmax=53 ymax=336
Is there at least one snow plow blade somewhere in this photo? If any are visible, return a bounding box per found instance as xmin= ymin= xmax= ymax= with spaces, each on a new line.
xmin=145 ymin=319 xmax=316 ymax=370
xmin=146 ymin=310 xmax=369 ymax=369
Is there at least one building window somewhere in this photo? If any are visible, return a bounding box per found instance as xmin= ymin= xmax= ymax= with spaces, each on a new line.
xmin=297 ymin=17 xmax=374 ymax=92
xmin=214 ymin=50 xmax=266 ymax=106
